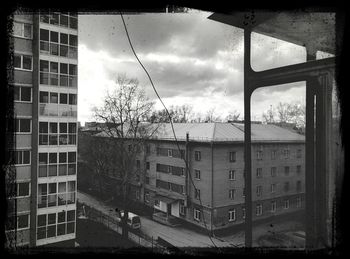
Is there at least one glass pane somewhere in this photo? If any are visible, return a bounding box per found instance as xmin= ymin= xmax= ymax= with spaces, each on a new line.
xmin=69 ymin=64 xmax=77 ymax=75
xmin=39 ymin=134 xmax=48 ymax=145
xmin=60 ymin=93 xmax=68 ymax=104
xmin=68 ymin=47 xmax=77 ymax=59
xmin=59 ymin=134 xmax=68 ymax=145
xmin=67 ymin=210 xmax=75 ymax=221
xmin=18 ymin=182 xmax=29 ymax=196
xmin=38 ymin=195 xmax=47 ymax=208
xmin=50 ymin=73 xmax=59 ymax=85
xmin=40 ymin=60 xmax=49 ymax=72
xmin=50 ymin=43 xmax=59 ymax=56
xmin=48 ymin=165 xmax=57 ymax=177
xmin=58 ymin=194 xmax=66 ymax=206
xmin=60 ymin=63 xmax=68 ymax=74
xmin=20 ymin=119 xmax=31 ymax=132
xmin=48 ymin=213 xmax=56 ymax=224
xmin=13 ymin=22 xmax=23 ymax=37
xmin=49 ymin=135 xmax=58 ymax=145
xmin=23 ymin=24 xmax=32 ymax=38
xmin=57 ymin=223 xmax=66 ymax=236
xmin=22 ymin=56 xmax=32 ymax=70
xmin=69 ymin=17 xmax=77 ymax=29
xmin=59 ymin=164 xmax=67 ymax=176
xmin=14 ymin=54 xmax=21 ymax=68
xmin=59 ymin=45 xmax=68 ymax=57
xmin=68 ymin=152 xmax=76 ymax=162
xmin=14 ymin=85 xmax=20 ymax=101
xmin=39 ymin=122 xmax=48 ymax=133
xmin=40 ymin=91 xmax=49 ymax=103
xmin=49 ymin=123 xmax=58 ymax=133
xmin=50 ymin=13 xmax=59 ymax=25
xmin=68 ymin=164 xmax=76 ymax=175
xmin=69 ymin=76 xmax=77 ymax=87
xmin=39 ymin=165 xmax=47 ymax=177
xmin=40 ymin=14 xmax=50 ymax=23
xmin=47 ymin=225 xmax=56 ymax=237
xmin=68 ymin=181 xmax=75 ymax=192
xmin=37 ymin=226 xmax=47 ymax=239
xmin=50 ymin=92 xmax=58 ymax=103
xmin=40 ymin=29 xmax=49 ymax=41
xmin=21 ymin=87 xmax=31 ymax=102
xmin=60 ymin=75 xmax=69 ymax=86
xmin=60 ymin=15 xmax=68 ymax=27
xmin=67 ymin=222 xmax=75 ymax=234
xmin=18 ymin=215 xmax=29 ymax=229
xmin=48 ymin=194 xmax=57 ymax=207
xmin=40 ymin=41 xmax=50 ymax=53
xmin=40 ymin=72 xmax=49 ymax=85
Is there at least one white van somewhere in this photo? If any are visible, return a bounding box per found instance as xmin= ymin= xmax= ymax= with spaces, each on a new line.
xmin=117 ymin=211 xmax=141 ymax=229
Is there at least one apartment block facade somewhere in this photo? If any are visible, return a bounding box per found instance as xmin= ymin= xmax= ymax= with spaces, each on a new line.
xmin=6 ymin=12 xmax=78 ymax=248
xmin=126 ymin=123 xmax=305 ymax=231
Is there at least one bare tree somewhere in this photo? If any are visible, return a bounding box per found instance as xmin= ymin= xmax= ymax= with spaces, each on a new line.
xmin=225 ymin=110 xmax=241 ymax=122
xmin=204 ymin=108 xmax=222 ymax=122
xmin=93 ymin=74 xmax=157 ymax=238
xmin=262 ymin=102 xmax=305 ymax=130
xmin=148 ymin=104 xmax=194 ymax=123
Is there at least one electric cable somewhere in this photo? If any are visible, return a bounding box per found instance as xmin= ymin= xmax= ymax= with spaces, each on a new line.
xmin=119 ymin=12 xmax=220 ymax=249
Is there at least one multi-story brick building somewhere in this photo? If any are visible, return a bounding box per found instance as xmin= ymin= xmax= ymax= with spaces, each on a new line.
xmin=6 ymin=12 xmax=78 ymax=248
xmin=122 ymin=122 xmax=305 ymax=231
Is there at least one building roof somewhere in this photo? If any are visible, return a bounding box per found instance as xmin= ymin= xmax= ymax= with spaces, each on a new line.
xmin=95 ymin=122 xmax=305 ymax=143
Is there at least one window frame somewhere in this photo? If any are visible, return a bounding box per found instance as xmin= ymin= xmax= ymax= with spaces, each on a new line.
xmin=13 ymin=85 xmax=32 ymax=103
xmin=229 ymin=170 xmax=236 ymax=180
xmin=229 ymin=208 xmax=236 ymax=222
xmin=229 ymin=151 xmax=236 ymax=162
xmin=13 ymin=21 xmax=33 ymax=39
xmin=194 ymin=169 xmax=201 ymax=180
xmin=15 ymin=118 xmax=32 ymax=134
xmin=194 ymin=151 xmax=201 ymax=161
xmin=14 ymin=53 xmax=33 ymax=71
xmin=193 ymin=208 xmax=201 ymax=221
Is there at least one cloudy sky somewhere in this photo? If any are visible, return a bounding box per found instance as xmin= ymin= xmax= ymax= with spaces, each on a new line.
xmin=77 ymin=10 xmax=308 ymax=124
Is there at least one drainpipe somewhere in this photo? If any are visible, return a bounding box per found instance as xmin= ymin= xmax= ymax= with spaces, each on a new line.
xmin=211 ymin=141 xmax=214 ymax=236
xmin=185 ymin=132 xmax=189 ymax=209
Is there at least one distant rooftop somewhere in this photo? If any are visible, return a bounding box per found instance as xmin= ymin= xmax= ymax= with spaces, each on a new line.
xmin=95 ymin=122 xmax=305 ymax=143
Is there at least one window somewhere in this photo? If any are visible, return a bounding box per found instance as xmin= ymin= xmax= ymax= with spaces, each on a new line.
xmin=256 ymin=186 xmax=262 ymax=197
xmin=284 ymin=199 xmax=290 ymax=209
xmin=17 ymin=182 xmax=30 ymax=197
xmin=38 ymin=184 xmax=48 ymax=208
xmin=17 ymin=214 xmax=30 ymax=230
xmin=60 ymin=14 xmax=69 ymax=27
xmin=195 ymin=169 xmax=201 ymax=180
xmin=154 ymin=199 xmax=160 ymax=207
xmin=69 ymin=94 xmax=77 ymax=105
xmin=15 ymin=118 xmax=31 ymax=133
xmin=296 ymin=197 xmax=302 ymax=208
xmin=271 ymin=201 xmax=277 ymax=213
xmin=180 ymin=200 xmax=186 ymax=215
xmin=195 ymin=189 xmax=200 ymax=199
xmin=229 ymin=189 xmax=235 ymax=199
xmin=50 ymin=92 xmax=58 ymax=103
xmin=229 ymin=170 xmax=235 ymax=180
xmin=145 ymin=176 xmax=150 ymax=184
xmin=284 ymin=149 xmax=290 ymax=159
xmin=60 ymin=93 xmax=68 ymax=104
xmin=39 ymin=91 xmax=49 ymax=103
xmin=256 ymin=168 xmax=262 ymax=178
xmin=270 ymin=183 xmax=276 ymax=193
xmin=296 ymin=165 xmax=301 ymax=174
xmin=69 ymin=16 xmax=78 ymax=29
xmin=14 ymin=54 xmax=32 ymax=70
xmin=13 ymin=22 xmax=32 ymax=39
xmin=13 ymin=85 xmax=32 ymax=102
xmin=194 ymin=151 xmax=201 ymax=161
xmin=296 ymin=180 xmax=302 ymax=192
xmin=242 ymin=207 xmax=246 ymax=219
xmin=271 ymin=167 xmax=277 ymax=177
xmin=13 ymin=150 xmax=30 ymax=165
xmin=271 ymin=150 xmax=277 ymax=160
xmin=144 ymin=192 xmax=150 ymax=203
xmin=297 ymin=149 xmax=302 ymax=158
xmin=194 ymin=208 xmax=201 ymax=221
xmin=229 ymin=209 xmax=236 ymax=222
xmin=284 ymin=182 xmax=290 ymax=192
xmin=167 ymin=149 xmax=173 ymax=157
xmin=257 ymin=150 xmax=263 ymax=160
xmin=256 ymin=204 xmax=263 ymax=216
xmin=229 ymin=151 xmax=236 ymax=162
xmin=284 ymin=166 xmax=290 ymax=176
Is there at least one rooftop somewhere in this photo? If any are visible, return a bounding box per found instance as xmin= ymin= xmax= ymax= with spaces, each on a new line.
xmin=95 ymin=122 xmax=305 ymax=143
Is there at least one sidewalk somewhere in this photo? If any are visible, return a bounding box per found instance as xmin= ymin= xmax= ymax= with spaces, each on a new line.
xmin=77 ymin=191 xmax=241 ymax=248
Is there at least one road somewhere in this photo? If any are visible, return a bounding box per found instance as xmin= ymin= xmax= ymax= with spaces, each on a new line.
xmin=77 ymin=191 xmax=242 ymax=248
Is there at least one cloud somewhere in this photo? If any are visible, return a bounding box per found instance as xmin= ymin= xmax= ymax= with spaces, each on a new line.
xmin=78 ymin=12 xmax=310 ymax=123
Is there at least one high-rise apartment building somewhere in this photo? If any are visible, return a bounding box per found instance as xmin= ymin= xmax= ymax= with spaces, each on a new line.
xmin=6 ymin=12 xmax=78 ymax=248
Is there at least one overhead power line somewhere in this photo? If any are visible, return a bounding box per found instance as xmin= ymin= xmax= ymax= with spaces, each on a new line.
xmin=119 ymin=12 xmax=220 ymax=249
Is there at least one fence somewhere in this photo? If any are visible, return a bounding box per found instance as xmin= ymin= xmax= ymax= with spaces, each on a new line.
xmin=77 ymin=202 xmax=170 ymax=253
